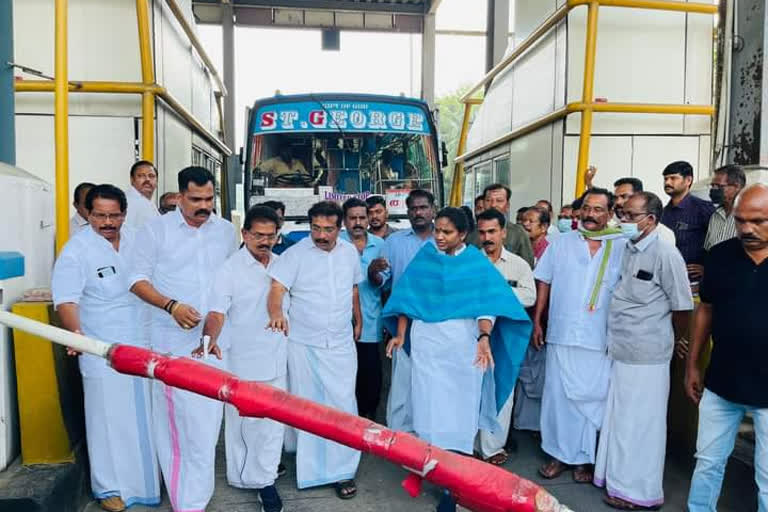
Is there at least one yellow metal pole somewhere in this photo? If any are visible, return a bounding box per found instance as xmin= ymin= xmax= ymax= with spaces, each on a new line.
xmin=54 ymin=0 xmax=69 ymax=254
xmin=136 ymin=0 xmax=155 ymax=163
xmin=575 ymin=1 xmax=599 ymax=198
xmin=449 ymin=101 xmax=475 ymax=206
xmin=15 ymin=80 xmax=162 ymax=94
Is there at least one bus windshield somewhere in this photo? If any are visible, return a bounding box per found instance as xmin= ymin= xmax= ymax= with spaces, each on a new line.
xmin=245 ymin=95 xmax=442 ymax=219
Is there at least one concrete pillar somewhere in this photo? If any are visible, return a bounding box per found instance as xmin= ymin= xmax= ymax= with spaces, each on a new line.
xmin=222 ymin=3 xmax=239 ymax=217
xmin=0 ymin=0 xmax=15 ymax=165
xmin=421 ymin=13 xmax=436 ymax=107
xmin=222 ymin=3 xmax=236 ymax=152
xmin=486 ymin=0 xmax=510 ymax=72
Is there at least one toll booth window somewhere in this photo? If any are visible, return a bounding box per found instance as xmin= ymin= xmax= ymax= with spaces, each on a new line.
xmin=463 ymin=169 xmax=475 ymax=207
xmin=475 ymin=162 xmax=492 ymax=197
xmin=494 ymin=158 xmax=510 ymax=187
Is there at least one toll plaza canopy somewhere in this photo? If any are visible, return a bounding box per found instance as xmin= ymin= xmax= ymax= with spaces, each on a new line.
xmin=193 ymin=0 xmax=441 ymax=30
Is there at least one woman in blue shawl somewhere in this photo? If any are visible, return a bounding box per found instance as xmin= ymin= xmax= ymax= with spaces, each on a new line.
xmin=383 ymin=207 xmax=531 ymax=512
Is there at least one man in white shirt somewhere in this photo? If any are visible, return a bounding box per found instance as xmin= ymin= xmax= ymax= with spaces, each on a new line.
xmin=614 ymin=177 xmax=676 ymax=246
xmin=475 ymin=208 xmax=536 ymax=465
xmin=192 ymin=205 xmax=286 ymax=512
xmin=52 ymin=184 xmax=159 ymax=512
xmin=533 ymin=188 xmax=626 ymax=484
xmin=129 ymin=166 xmax=237 ymax=512
xmin=267 ymin=200 xmax=363 ymax=499
xmin=125 ymin=160 xmax=160 ymax=229
xmin=69 ymin=182 xmax=95 ymax=235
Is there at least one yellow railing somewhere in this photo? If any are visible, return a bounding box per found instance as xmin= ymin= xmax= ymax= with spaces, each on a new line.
xmin=449 ymin=0 xmax=718 ymax=207
xmin=14 ymin=0 xmax=231 ymax=254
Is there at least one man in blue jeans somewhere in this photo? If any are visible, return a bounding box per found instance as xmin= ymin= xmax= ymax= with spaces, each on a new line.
xmin=685 ymin=184 xmax=768 ymax=512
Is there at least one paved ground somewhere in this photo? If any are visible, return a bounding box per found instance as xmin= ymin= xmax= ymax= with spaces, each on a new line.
xmin=82 ymin=428 xmax=757 ymax=512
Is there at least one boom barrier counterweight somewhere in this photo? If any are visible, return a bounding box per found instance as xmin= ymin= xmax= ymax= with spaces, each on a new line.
xmin=0 ymin=311 xmax=572 ymax=512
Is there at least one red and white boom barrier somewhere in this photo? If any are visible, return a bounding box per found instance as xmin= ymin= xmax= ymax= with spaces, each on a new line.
xmin=0 ymin=310 xmax=572 ymax=512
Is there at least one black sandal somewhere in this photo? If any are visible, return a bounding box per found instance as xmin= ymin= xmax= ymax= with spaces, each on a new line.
xmin=335 ymin=479 xmax=357 ymax=500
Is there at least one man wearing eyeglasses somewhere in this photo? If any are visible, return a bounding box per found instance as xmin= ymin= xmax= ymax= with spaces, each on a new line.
xmin=267 ymin=200 xmax=363 ymax=500
xmin=191 ymin=205 xmax=287 ymax=512
xmin=125 ymin=160 xmax=159 ymax=229
xmin=533 ymin=188 xmax=626 ymax=484
xmin=52 ymin=184 xmax=160 ymax=512
xmin=129 ymin=166 xmax=237 ymax=512
xmin=595 ymin=192 xmax=693 ymax=510
xmin=704 ymin=165 xmax=746 ymax=251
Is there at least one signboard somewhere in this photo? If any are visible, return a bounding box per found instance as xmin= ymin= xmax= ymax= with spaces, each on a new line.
xmin=252 ymin=100 xmax=430 ymax=135
xmin=385 ymin=189 xmax=410 ymax=215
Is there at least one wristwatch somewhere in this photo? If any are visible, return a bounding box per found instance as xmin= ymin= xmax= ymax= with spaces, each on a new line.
xmin=477 ymin=332 xmax=491 ymax=342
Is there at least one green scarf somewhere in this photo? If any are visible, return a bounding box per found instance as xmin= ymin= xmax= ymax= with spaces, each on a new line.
xmin=578 ymin=225 xmax=625 ymax=311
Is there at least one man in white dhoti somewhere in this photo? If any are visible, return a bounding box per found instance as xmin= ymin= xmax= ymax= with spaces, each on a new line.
xmin=130 ymin=166 xmax=237 ymax=511
xmin=52 ymin=184 xmax=160 ymax=512
xmin=125 ymin=161 xmax=160 ymax=352
xmin=192 ymin=205 xmax=286 ymax=512
xmin=533 ymin=188 xmax=626 ymax=483
xmin=475 ymin=208 xmax=536 ymax=465
xmin=267 ymin=200 xmax=363 ymax=499
xmin=595 ymin=192 xmax=693 ymax=510
xmin=367 ymin=189 xmax=436 ymax=433
xmin=125 ymin=160 xmax=160 ymax=229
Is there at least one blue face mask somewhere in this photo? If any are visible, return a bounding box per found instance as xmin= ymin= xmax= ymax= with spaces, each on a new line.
xmin=620 ymin=222 xmax=640 ymax=239
xmin=557 ymin=218 xmax=573 ymax=233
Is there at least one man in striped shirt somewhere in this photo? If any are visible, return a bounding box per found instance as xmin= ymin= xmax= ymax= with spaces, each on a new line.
xmin=703 ymin=165 xmax=746 ymax=251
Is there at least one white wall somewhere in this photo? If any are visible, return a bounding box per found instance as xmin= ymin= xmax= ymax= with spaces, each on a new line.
xmin=13 ymin=0 xmax=223 ymax=214
xmin=464 ymin=0 xmax=714 ymax=209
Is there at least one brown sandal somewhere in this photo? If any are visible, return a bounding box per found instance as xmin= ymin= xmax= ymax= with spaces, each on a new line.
xmin=603 ymin=495 xmax=661 ymax=510
xmin=572 ymin=464 xmax=594 ymax=484
xmin=538 ymin=459 xmax=569 ymax=479
xmin=485 ymin=451 xmax=508 ymax=466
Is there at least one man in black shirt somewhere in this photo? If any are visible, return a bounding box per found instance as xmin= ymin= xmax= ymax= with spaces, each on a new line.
xmin=685 ymin=184 xmax=768 ymax=512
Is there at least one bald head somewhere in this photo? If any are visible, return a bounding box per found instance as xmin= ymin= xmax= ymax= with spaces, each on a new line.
xmin=734 ymin=184 xmax=768 ymax=251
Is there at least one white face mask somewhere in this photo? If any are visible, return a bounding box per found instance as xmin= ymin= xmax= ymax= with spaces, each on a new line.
xmin=619 ymin=222 xmax=640 ymax=240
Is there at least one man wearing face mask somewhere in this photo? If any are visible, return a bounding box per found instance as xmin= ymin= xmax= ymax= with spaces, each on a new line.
xmin=556 ymin=205 xmax=574 ymax=233
xmin=703 ymin=165 xmax=746 ymax=251
xmin=532 ymin=188 xmax=626 ymax=484
xmin=595 ymin=192 xmax=693 ymax=510
xmin=129 ymin=166 xmax=237 ymax=512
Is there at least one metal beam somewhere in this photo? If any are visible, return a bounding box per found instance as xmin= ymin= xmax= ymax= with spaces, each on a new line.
xmin=421 ymin=12 xmax=435 ymax=107
xmin=193 ymin=0 xmax=426 ymax=14
xmin=165 ymin=0 xmax=228 ymax=96
xmin=486 ymin=0 xmax=509 ymax=72
xmin=0 ymin=0 xmax=15 ymax=165
xmin=222 ymin=4 xmax=236 ymax=150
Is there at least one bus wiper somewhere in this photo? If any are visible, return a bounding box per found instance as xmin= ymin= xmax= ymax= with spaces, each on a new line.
xmin=309 ymin=93 xmax=347 ymax=139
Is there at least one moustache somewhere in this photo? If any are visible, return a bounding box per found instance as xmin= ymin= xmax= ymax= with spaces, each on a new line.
xmin=584 ymin=217 xmax=598 ymax=224
xmin=740 ymin=234 xmax=760 ymax=241
xmin=352 ymin=225 xmax=365 ymax=230
xmin=194 ymin=209 xmax=211 ymax=217
xmin=315 ymin=238 xmax=328 ymax=243
xmin=482 ymin=240 xmax=494 ymax=246
xmin=257 ymin=244 xmax=270 ymax=250
xmin=100 ymin=227 xmax=116 ymax=231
